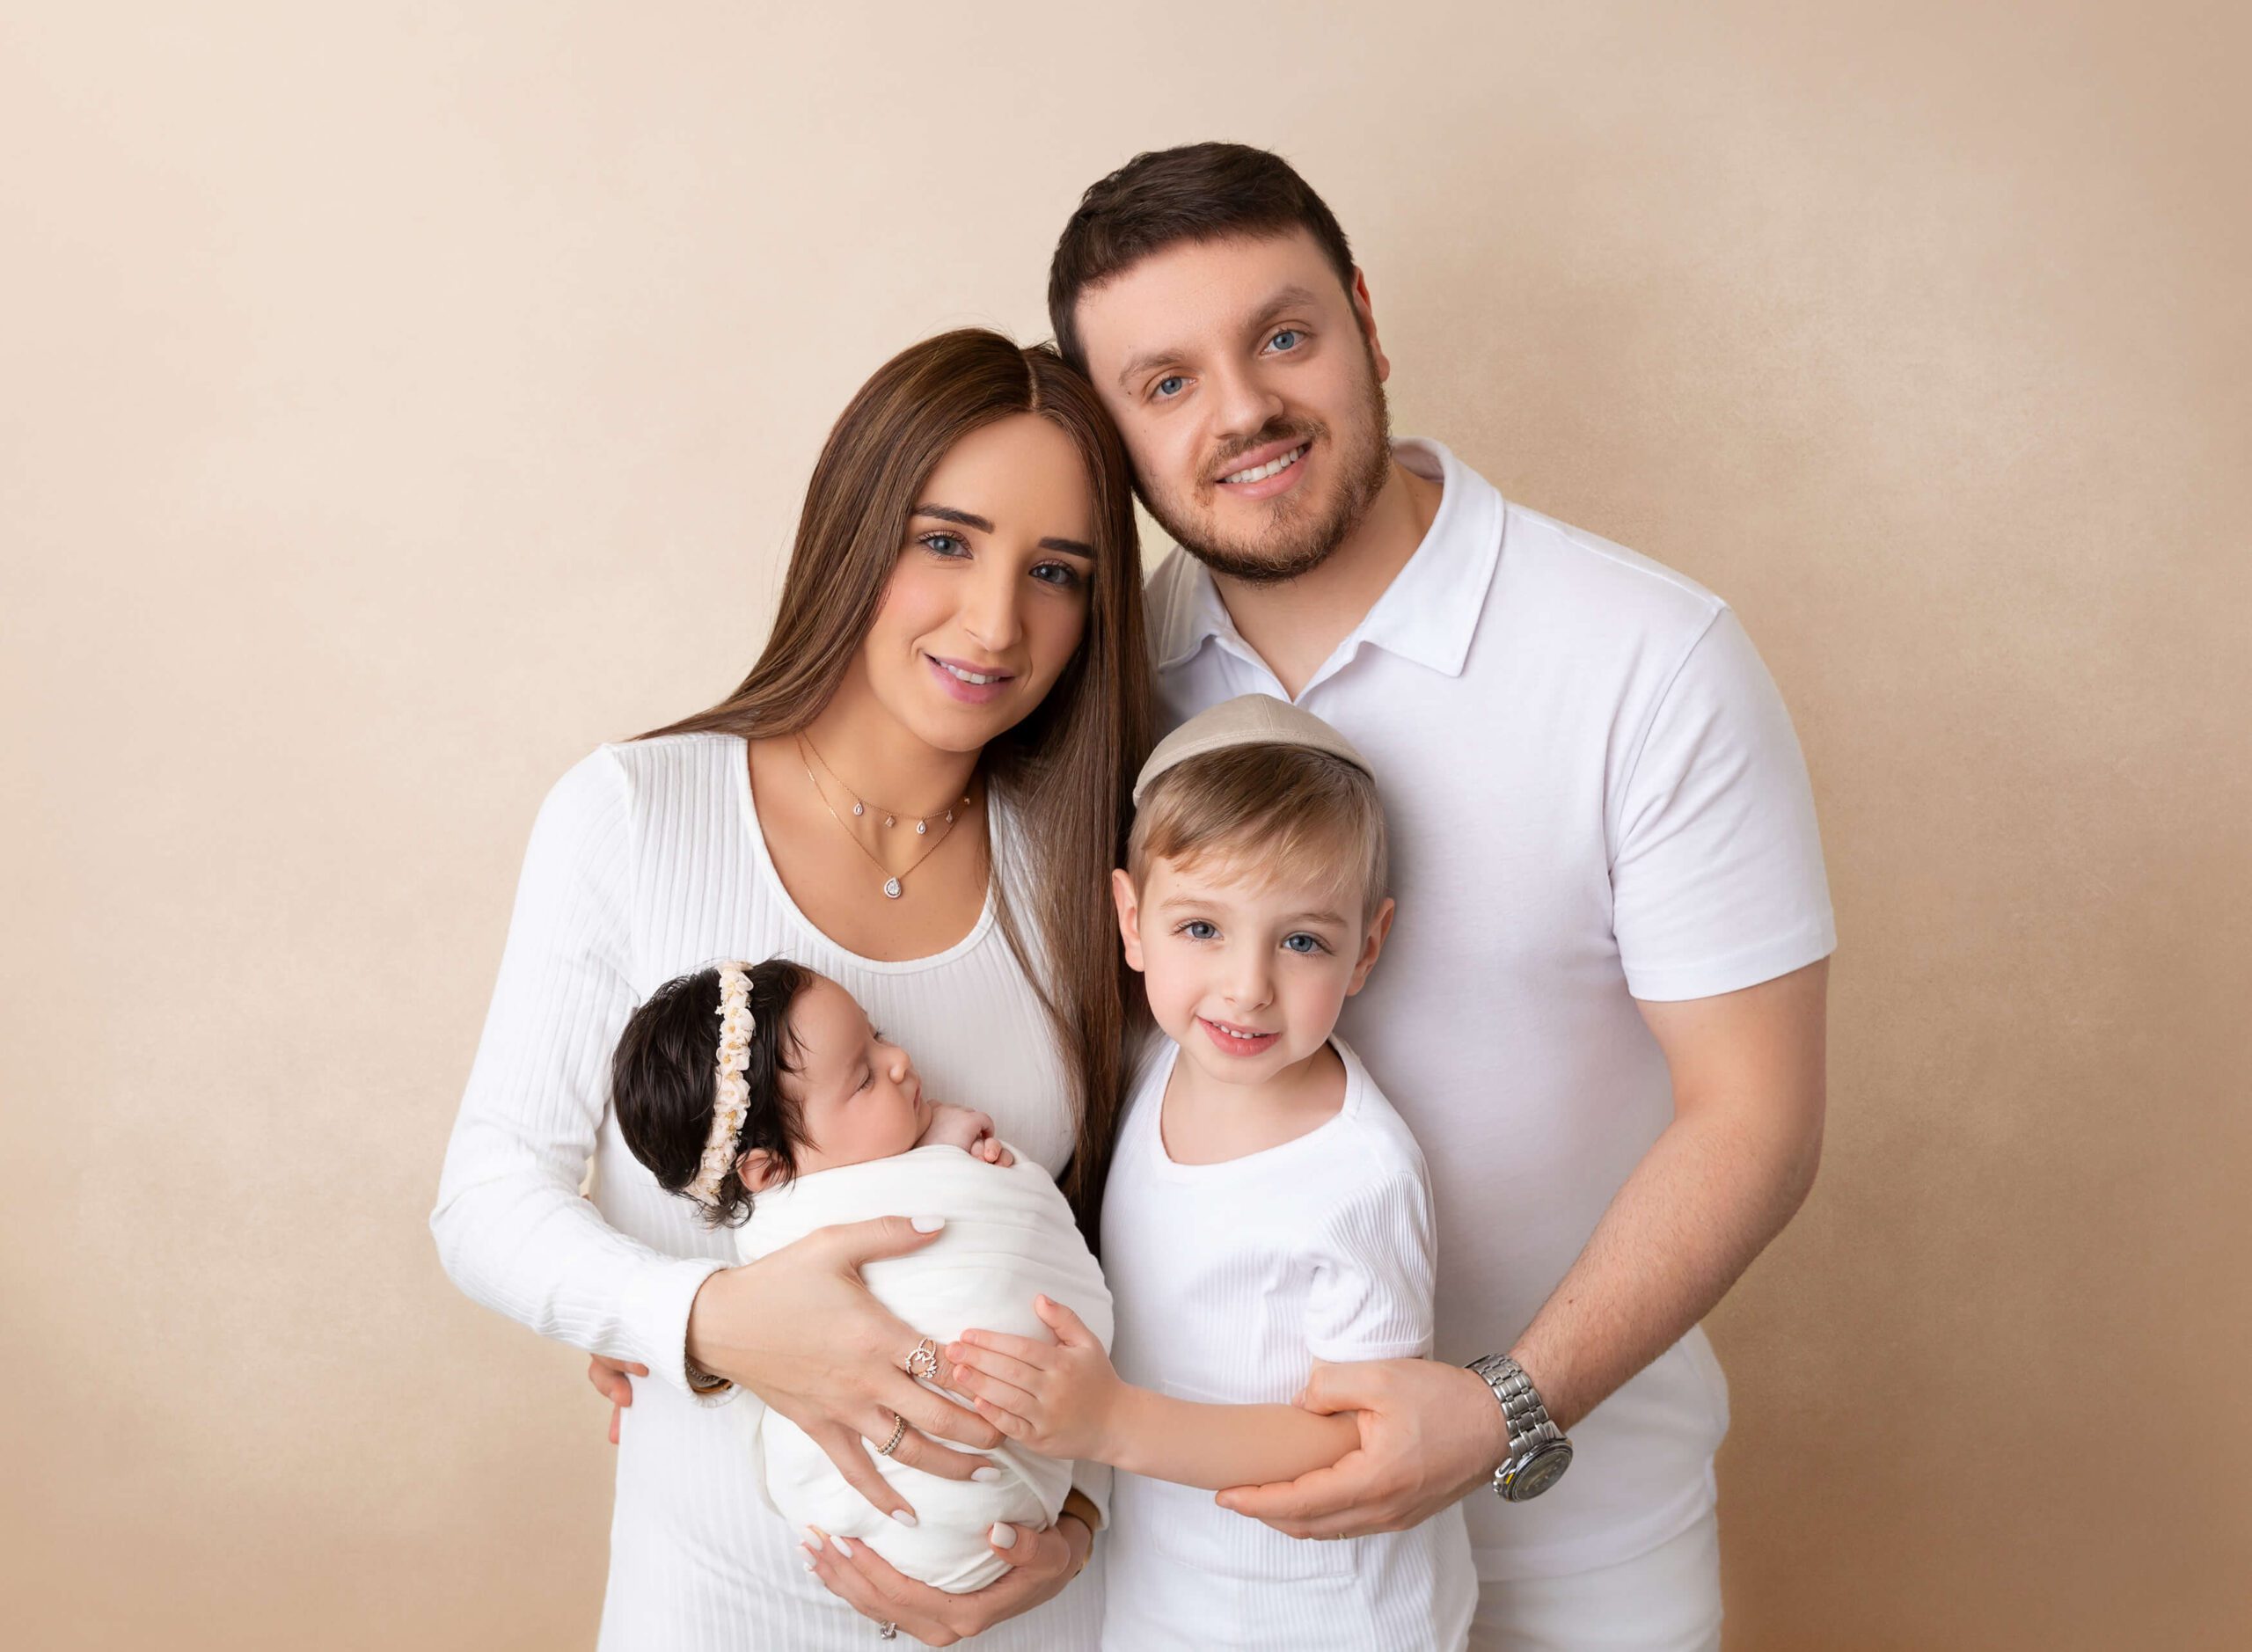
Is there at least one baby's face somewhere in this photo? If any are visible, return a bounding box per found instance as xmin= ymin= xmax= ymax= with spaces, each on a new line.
xmin=781 ymin=975 xmax=930 ymax=1173
xmin=1114 ymin=853 xmax=1392 ymax=1089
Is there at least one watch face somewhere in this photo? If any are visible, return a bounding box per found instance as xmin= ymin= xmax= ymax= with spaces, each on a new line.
xmin=1505 ymin=1442 xmax=1574 ymax=1502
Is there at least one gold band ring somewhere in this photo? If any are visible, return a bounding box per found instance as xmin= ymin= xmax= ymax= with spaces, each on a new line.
xmin=875 ymin=1411 xmax=908 ymax=1457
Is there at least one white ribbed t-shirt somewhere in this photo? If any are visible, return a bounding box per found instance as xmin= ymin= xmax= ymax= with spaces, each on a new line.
xmin=1099 ymin=1036 xmax=1478 ymax=1651
xmin=432 ymin=731 xmax=1106 ymax=1651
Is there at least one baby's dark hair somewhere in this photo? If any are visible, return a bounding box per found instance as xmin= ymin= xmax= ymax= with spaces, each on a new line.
xmin=611 ymin=959 xmax=817 ymax=1227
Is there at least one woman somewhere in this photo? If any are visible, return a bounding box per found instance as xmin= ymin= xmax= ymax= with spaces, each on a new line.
xmin=432 ymin=328 xmax=1154 ymax=1648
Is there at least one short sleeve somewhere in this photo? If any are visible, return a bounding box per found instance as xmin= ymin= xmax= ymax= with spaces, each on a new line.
xmin=1303 ymin=1173 xmax=1438 ymax=1364
xmin=1610 ymin=608 xmax=1836 ymax=1002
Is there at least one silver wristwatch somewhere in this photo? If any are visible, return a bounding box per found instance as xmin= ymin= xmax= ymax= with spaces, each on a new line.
xmin=1466 ymin=1354 xmax=1574 ymax=1502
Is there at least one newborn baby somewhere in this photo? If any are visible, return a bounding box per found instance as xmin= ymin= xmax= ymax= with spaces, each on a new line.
xmin=610 ymin=957 xmax=1112 ymax=1591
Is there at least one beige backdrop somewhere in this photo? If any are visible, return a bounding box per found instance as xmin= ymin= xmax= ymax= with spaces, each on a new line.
xmin=4 ymin=3 xmax=2246 ymax=1648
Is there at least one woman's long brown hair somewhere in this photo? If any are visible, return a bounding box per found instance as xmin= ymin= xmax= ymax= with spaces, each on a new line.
xmin=640 ymin=329 xmax=1153 ymax=1239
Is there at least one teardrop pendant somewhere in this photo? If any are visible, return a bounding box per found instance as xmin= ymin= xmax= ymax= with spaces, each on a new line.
xmin=915 ymin=820 xmax=927 ymax=836
xmin=852 ymin=801 xmax=865 ymax=817
xmin=882 ymin=877 xmax=902 ymax=899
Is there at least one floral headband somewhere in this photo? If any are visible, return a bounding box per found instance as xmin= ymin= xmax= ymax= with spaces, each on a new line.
xmin=686 ymin=961 xmax=756 ymax=1208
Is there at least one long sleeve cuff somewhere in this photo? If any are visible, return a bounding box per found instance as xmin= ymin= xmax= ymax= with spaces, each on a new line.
xmin=625 ymin=1253 xmax=729 ymax=1394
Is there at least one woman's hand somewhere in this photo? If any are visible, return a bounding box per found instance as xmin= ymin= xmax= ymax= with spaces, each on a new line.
xmin=685 ymin=1216 xmax=1005 ymax=1520
xmin=944 ymin=1295 xmax=1123 ymax=1462
xmin=801 ymin=1516 xmax=1090 ymax=1645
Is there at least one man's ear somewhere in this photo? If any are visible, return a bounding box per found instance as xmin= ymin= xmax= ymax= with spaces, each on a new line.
xmin=1111 ymin=868 xmax=1146 ymax=973
xmin=735 ymin=1147 xmax=788 ymax=1193
xmin=1345 ymin=895 xmax=1396 ymax=996
xmin=1349 ymin=267 xmax=1391 ymax=384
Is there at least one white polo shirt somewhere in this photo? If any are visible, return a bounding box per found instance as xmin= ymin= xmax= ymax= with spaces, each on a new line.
xmin=1146 ymin=439 xmax=1835 ymax=1583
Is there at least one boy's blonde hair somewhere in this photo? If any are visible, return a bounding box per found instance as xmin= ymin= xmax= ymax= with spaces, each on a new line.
xmin=1125 ymin=743 xmax=1389 ymax=924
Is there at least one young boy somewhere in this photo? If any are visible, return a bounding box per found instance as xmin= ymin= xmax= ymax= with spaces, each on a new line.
xmin=945 ymin=694 xmax=1476 ymax=1650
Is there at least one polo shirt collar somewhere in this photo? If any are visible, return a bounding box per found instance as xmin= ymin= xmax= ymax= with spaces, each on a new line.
xmin=1152 ymin=438 xmax=1503 ymax=682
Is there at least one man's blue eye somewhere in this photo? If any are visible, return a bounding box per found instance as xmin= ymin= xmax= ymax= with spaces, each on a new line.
xmin=1269 ymin=329 xmax=1302 ymax=352
xmin=1154 ymin=376 xmax=1185 ymax=399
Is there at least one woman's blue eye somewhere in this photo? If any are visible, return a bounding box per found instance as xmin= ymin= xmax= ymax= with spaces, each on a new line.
xmin=1282 ymin=932 xmax=1327 ymax=955
xmin=920 ymin=532 xmax=969 ymax=557
xmin=1181 ymin=920 xmax=1218 ymax=941
xmin=1153 ymin=375 xmax=1186 ymax=400
xmin=1031 ymin=561 xmax=1086 ymax=590
xmin=1268 ymin=329 xmax=1303 ymax=353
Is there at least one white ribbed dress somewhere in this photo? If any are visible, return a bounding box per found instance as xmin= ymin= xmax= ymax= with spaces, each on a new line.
xmin=432 ymin=732 xmax=1106 ymax=1650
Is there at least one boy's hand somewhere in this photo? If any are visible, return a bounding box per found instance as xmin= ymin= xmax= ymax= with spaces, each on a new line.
xmin=945 ymin=1296 xmax=1120 ymax=1461
xmin=916 ymin=1102 xmax=1014 ymax=1166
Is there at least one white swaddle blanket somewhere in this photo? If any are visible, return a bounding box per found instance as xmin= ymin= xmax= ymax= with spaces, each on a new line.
xmin=733 ymin=1143 xmax=1113 ymax=1592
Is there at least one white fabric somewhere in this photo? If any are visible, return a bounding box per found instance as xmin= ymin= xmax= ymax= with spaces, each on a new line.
xmin=432 ymin=732 xmax=1105 ymax=1650
xmin=1148 ymin=440 xmax=1834 ymax=1583
xmin=1467 ymin=1508 xmax=1722 ymax=1650
xmin=1099 ymin=1036 xmax=1478 ymax=1651
xmin=734 ymin=1143 xmax=1114 ymax=1593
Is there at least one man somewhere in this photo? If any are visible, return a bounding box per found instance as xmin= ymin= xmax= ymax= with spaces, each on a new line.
xmin=1049 ymin=143 xmax=1834 ymax=1648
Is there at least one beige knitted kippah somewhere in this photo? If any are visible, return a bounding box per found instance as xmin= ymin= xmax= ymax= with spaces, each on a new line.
xmin=1130 ymin=694 xmax=1372 ymax=807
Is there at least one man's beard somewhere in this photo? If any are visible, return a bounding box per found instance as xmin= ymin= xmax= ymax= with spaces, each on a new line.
xmin=1143 ymin=354 xmax=1394 ymax=587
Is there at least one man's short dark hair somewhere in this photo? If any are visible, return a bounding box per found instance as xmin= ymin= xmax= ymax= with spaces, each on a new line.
xmin=1047 ymin=143 xmax=1356 ymax=374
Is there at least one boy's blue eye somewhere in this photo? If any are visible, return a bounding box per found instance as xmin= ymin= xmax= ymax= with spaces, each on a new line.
xmin=1181 ymin=920 xmax=1218 ymax=941
xmin=1282 ymin=932 xmax=1327 ymax=954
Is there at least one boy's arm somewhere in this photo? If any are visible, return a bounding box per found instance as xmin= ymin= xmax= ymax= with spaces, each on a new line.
xmin=945 ymin=1297 xmax=1359 ymax=1489
xmin=1103 ymin=1385 xmax=1360 ymax=1491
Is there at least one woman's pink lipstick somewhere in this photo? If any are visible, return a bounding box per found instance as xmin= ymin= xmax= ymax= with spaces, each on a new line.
xmin=1198 ymin=1016 xmax=1279 ymax=1057
xmin=925 ymin=654 xmax=1015 ymax=705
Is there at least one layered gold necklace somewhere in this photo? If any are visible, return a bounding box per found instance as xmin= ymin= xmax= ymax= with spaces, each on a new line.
xmin=795 ymin=733 xmax=976 ymax=901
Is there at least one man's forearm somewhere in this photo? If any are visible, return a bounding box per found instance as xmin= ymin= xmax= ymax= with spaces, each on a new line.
xmin=1508 ymin=1078 xmax=1822 ymax=1435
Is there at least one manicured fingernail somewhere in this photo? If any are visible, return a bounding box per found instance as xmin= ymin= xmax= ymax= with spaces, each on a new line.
xmin=832 ymin=1535 xmax=855 ymax=1558
xmin=803 ymin=1529 xmax=823 ymax=1551
xmin=891 ymin=1509 xmax=918 ymax=1527
xmin=989 ymin=1522 xmax=1017 ymax=1549
xmin=971 ymin=1466 xmax=1002 ymax=1484
xmin=802 ymin=1558 xmax=816 ymax=1572
xmin=911 ymin=1216 xmax=945 ymax=1233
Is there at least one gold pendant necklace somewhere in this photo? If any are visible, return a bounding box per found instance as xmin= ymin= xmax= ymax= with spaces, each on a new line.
xmin=801 ymin=732 xmax=964 ymax=837
xmin=796 ymin=735 xmax=975 ymax=900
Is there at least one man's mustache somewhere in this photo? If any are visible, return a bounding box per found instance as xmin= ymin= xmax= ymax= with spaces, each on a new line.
xmin=1203 ymin=421 xmax=1322 ymax=483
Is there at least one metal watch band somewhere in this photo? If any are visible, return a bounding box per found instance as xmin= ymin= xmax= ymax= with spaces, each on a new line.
xmin=1466 ymin=1353 xmax=1573 ymax=1502
xmin=1466 ymin=1353 xmax=1559 ymax=1454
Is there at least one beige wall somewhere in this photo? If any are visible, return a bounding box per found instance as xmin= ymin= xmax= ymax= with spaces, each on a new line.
xmin=4 ymin=3 xmax=2245 ymax=1647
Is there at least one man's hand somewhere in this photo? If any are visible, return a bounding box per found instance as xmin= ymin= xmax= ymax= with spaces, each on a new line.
xmin=1215 ymin=1357 xmax=1507 ymax=1539
xmin=944 ymin=1295 xmax=1123 ymax=1461
xmin=918 ymin=1101 xmax=1015 ymax=1166
xmin=586 ymin=1354 xmax=649 ymax=1445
